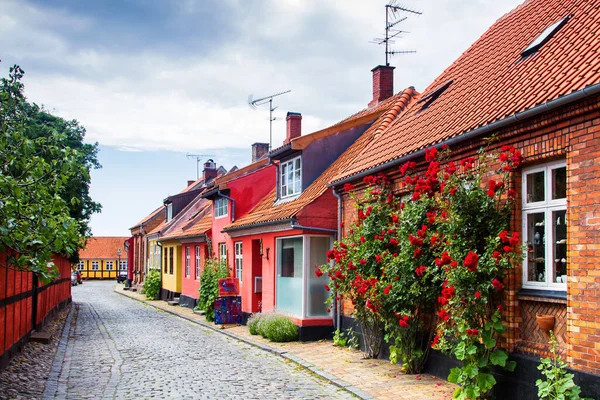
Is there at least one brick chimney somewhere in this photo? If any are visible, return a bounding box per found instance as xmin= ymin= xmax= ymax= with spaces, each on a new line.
xmin=252 ymin=143 xmax=269 ymax=162
xmin=203 ymin=159 xmax=217 ymax=182
xmin=187 ymin=180 xmax=195 ymax=187
xmin=368 ymin=65 xmax=395 ymax=107
xmin=284 ymin=112 xmax=302 ymax=145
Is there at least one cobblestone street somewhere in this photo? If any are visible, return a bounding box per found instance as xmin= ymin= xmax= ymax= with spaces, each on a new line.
xmin=44 ymin=281 xmax=354 ymax=400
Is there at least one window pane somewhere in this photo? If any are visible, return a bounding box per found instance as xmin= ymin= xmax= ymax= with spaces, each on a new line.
xmin=295 ymin=158 xmax=301 ymax=170
xmin=552 ymin=167 xmax=566 ymax=199
xmin=526 ymin=212 xmax=546 ymax=282
xmin=553 ymin=209 xmax=567 ymax=284
xmin=526 ymin=171 xmax=545 ymax=203
xmin=276 ymin=237 xmax=303 ymax=317
xmin=295 ymin=179 xmax=301 ymax=194
xmin=307 ymin=237 xmax=331 ymax=317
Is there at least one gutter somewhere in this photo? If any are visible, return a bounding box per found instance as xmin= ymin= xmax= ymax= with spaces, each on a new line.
xmin=222 ymin=218 xmax=294 ymax=234
xmin=331 ymin=82 xmax=600 ymax=187
xmin=290 ymin=219 xmax=338 ymax=237
xmin=268 ymin=143 xmax=293 ymax=159
xmin=218 ymin=190 xmax=236 ymax=222
xmin=332 ymin=189 xmax=342 ymax=330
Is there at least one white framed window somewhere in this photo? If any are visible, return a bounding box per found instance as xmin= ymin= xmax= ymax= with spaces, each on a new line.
xmin=235 ymin=242 xmax=243 ymax=283
xmin=219 ymin=243 xmax=227 ymax=264
xmin=92 ymin=261 xmax=99 ymax=271
xmin=185 ymin=247 xmax=191 ymax=277
xmin=195 ymin=246 xmax=201 ymax=279
xmin=76 ymin=261 xmax=84 ymax=271
xmin=522 ymin=161 xmax=567 ymax=289
xmin=167 ymin=203 xmax=173 ymax=221
xmin=215 ymin=198 xmax=228 ymax=218
xmin=106 ymin=261 xmax=114 ymax=271
xmin=169 ymin=247 xmax=174 ymax=275
xmin=280 ymin=156 xmax=302 ymax=198
xmin=119 ymin=260 xmax=128 ymax=271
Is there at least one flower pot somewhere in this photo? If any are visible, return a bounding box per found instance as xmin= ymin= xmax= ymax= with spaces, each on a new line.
xmin=536 ymin=314 xmax=555 ymax=332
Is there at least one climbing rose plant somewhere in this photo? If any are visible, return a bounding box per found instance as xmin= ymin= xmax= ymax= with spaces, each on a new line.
xmin=320 ymin=143 xmax=523 ymax=398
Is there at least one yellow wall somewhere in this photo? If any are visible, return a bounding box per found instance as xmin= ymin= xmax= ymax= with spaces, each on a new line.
xmin=161 ymin=241 xmax=182 ymax=293
xmin=78 ymin=259 xmax=122 ymax=279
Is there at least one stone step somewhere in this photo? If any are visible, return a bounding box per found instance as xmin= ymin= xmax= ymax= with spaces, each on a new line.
xmin=30 ymin=331 xmax=52 ymax=344
xmin=167 ymin=299 xmax=180 ymax=306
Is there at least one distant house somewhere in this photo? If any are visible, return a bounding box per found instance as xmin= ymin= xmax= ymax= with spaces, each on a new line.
xmin=77 ymin=236 xmax=130 ymax=280
xmin=330 ymin=0 xmax=600 ymax=396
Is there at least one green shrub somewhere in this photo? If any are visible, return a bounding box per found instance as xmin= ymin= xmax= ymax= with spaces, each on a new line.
xmin=143 ymin=269 xmax=161 ymax=300
xmin=256 ymin=313 xmax=298 ymax=342
xmin=198 ymin=258 xmax=229 ymax=322
xmin=247 ymin=313 xmax=262 ymax=335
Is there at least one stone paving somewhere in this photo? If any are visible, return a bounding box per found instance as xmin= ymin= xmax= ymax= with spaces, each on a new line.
xmin=116 ymin=285 xmax=457 ymax=400
xmin=43 ymin=281 xmax=356 ymax=399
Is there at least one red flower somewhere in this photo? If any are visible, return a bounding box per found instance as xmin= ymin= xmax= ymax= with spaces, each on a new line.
xmin=344 ymin=183 xmax=354 ymax=192
xmin=390 ymin=238 xmax=399 ymax=246
xmin=464 ymin=250 xmax=479 ymax=272
xmin=474 ymin=291 xmax=481 ymax=299
xmin=449 ymin=187 xmax=457 ymax=195
xmin=498 ymin=230 xmax=509 ymax=243
xmin=503 ymin=245 xmax=513 ymax=253
xmin=492 ymin=251 xmax=501 ymax=261
xmin=375 ymin=254 xmax=382 ymax=264
xmin=391 ymin=214 xmax=399 ymax=224
xmin=413 ymin=248 xmax=423 ymax=258
xmin=324 ymin=284 xmax=330 ymax=291
xmin=399 ymin=319 xmax=409 ymax=328
xmin=437 ymin=296 xmax=448 ymax=305
xmin=415 ymin=265 xmax=427 ymax=277
xmin=359 ymin=259 xmax=367 ymax=265
xmin=315 ymin=268 xmax=323 ymax=277
xmin=431 ymin=335 xmax=440 ymax=348
xmin=360 ymin=236 xmax=366 ymax=243
xmin=491 ymin=279 xmax=503 ymax=291
xmin=466 ymin=328 xmax=479 ymax=336
xmin=425 ymin=147 xmax=438 ymax=162
xmin=384 ymin=284 xmax=392 ymax=295
xmin=438 ymin=309 xmax=450 ymax=321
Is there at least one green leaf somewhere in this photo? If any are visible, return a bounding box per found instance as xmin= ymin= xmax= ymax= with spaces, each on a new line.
xmin=477 ymin=372 xmax=496 ymax=392
xmin=483 ymin=336 xmax=497 ymax=349
xmin=490 ymin=350 xmax=508 ymax=367
xmin=467 ymin=344 xmax=478 ymax=355
xmin=454 ymin=342 xmax=466 ymax=361
xmin=448 ymin=367 xmax=461 ymax=384
xmin=463 ymin=364 xmax=479 ymax=379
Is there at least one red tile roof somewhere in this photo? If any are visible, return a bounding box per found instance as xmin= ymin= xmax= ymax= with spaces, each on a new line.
xmin=333 ymin=0 xmax=600 ymax=183
xmin=224 ymin=89 xmax=417 ymax=231
xmin=159 ymin=199 xmax=212 ymax=240
xmin=79 ymin=237 xmax=130 ymax=259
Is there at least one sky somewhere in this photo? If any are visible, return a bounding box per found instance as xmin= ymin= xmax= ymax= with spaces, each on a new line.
xmin=1 ymin=0 xmax=524 ymax=236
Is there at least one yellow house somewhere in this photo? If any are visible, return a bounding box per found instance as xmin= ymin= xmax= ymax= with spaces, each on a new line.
xmin=77 ymin=236 xmax=130 ymax=280
xmin=160 ymin=240 xmax=182 ymax=296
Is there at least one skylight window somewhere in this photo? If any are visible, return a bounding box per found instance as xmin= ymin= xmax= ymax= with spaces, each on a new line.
xmin=521 ymin=16 xmax=570 ymax=58
xmin=417 ymin=80 xmax=453 ymax=111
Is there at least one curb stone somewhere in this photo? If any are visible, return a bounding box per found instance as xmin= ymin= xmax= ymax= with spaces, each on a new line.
xmin=114 ymin=287 xmax=368 ymax=399
xmin=42 ymin=303 xmax=75 ymax=400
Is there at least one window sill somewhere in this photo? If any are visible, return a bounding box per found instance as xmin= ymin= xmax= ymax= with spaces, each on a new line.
xmin=517 ymin=288 xmax=567 ymax=304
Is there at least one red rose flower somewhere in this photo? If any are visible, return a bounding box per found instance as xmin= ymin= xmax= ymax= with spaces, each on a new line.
xmin=315 ymin=268 xmax=323 ymax=277
xmin=464 ymin=250 xmax=479 ymax=272
xmin=344 ymin=183 xmax=354 ymax=192
xmin=491 ymin=279 xmax=503 ymax=291
xmin=384 ymin=284 xmax=392 ymax=295
xmin=474 ymin=291 xmax=481 ymax=299
xmin=324 ymin=284 xmax=330 ymax=291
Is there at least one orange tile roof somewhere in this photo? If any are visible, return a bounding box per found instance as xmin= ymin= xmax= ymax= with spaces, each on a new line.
xmin=79 ymin=236 xmax=130 ymax=259
xmin=130 ymin=206 xmax=163 ymax=230
xmin=224 ymin=89 xmax=417 ymax=231
xmin=159 ymin=200 xmax=212 ymax=240
xmin=334 ymin=0 xmax=600 ymax=182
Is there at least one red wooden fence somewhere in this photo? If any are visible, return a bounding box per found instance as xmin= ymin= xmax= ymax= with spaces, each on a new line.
xmin=0 ymin=252 xmax=71 ymax=370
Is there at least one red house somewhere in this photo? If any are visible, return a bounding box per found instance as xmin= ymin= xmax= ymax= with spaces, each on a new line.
xmin=222 ymin=77 xmax=417 ymax=339
xmin=201 ymin=144 xmax=275 ymax=306
xmin=330 ymin=0 xmax=600 ymax=396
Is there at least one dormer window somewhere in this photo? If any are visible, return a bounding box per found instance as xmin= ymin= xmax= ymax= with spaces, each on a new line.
xmin=280 ymin=156 xmax=302 ymax=198
xmin=215 ymin=198 xmax=228 ymax=219
xmin=166 ymin=203 xmax=173 ymax=221
xmin=521 ymin=16 xmax=570 ymax=58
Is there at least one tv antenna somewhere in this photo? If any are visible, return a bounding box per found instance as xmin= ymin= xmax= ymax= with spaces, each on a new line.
xmin=186 ymin=154 xmax=215 ymax=179
xmin=248 ymin=89 xmax=291 ymax=150
xmin=370 ymin=1 xmax=422 ymax=66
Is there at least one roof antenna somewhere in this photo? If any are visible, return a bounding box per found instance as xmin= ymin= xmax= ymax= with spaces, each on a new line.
xmin=186 ymin=154 xmax=215 ymax=180
xmin=370 ymin=1 xmax=422 ymax=66
xmin=248 ymin=89 xmax=291 ymax=150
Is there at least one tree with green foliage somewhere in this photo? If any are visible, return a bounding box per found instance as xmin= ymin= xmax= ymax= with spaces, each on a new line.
xmin=0 ymin=65 xmax=100 ymax=282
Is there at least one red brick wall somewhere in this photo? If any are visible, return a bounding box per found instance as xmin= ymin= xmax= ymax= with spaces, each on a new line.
xmin=337 ymin=94 xmax=600 ymax=374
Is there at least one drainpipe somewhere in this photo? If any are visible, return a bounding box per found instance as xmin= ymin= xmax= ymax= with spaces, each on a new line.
xmin=217 ymin=190 xmax=235 ymax=222
xmin=332 ymin=189 xmax=342 ymax=331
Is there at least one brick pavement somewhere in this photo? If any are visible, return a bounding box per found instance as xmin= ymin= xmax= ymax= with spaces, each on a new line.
xmin=116 ymin=285 xmax=457 ymax=400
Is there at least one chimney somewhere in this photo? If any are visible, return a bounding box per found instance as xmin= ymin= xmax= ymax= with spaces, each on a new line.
xmin=252 ymin=143 xmax=269 ymax=162
xmin=187 ymin=180 xmax=196 ymax=187
xmin=203 ymin=159 xmax=217 ymax=182
xmin=368 ymin=65 xmax=395 ymax=107
xmin=284 ymin=112 xmax=302 ymax=145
